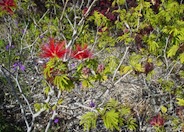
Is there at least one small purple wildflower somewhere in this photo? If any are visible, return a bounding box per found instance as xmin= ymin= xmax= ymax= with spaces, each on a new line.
xmin=6 ymin=44 xmax=15 ymax=50
xmin=22 ymin=29 xmax=26 ymax=34
xmin=54 ymin=118 xmax=59 ymax=124
xmin=89 ymin=101 xmax=95 ymax=108
xmin=19 ymin=64 xmax=25 ymax=71
xmin=79 ymin=82 xmax=82 ymax=88
xmin=71 ymin=63 xmax=76 ymax=69
xmin=13 ymin=62 xmax=25 ymax=71
xmin=39 ymin=35 xmax=44 ymax=39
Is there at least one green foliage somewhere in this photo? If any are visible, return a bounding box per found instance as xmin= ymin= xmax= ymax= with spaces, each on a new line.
xmin=119 ymin=65 xmax=133 ymax=75
xmin=105 ymin=56 xmax=119 ymax=73
xmin=80 ymin=112 xmax=98 ymax=131
xmin=126 ymin=117 xmax=137 ymax=131
xmin=167 ymin=45 xmax=179 ymax=58
xmin=44 ymin=87 xmax=50 ymax=96
xmin=176 ymin=98 xmax=184 ymax=107
xmin=89 ymin=11 xmax=109 ymax=27
xmin=44 ymin=57 xmax=67 ymax=78
xmin=112 ymin=0 xmax=125 ymax=6
xmin=54 ymin=75 xmax=74 ymax=91
xmin=158 ymin=79 xmax=174 ymax=93
xmin=34 ymin=103 xmax=42 ymax=112
xmin=179 ymin=53 xmax=184 ymax=64
xmin=44 ymin=58 xmax=56 ymax=78
xmin=98 ymin=32 xmax=116 ymax=48
xmin=160 ymin=105 xmax=168 ymax=114
xmin=80 ymin=99 xmax=137 ymax=131
xmin=106 ymin=98 xmax=119 ymax=109
xmin=129 ymin=53 xmax=144 ymax=73
xmin=1 ymin=0 xmax=184 ymax=131
xmin=146 ymin=34 xmax=159 ymax=54
xmin=0 ymin=39 xmax=4 ymax=48
xmin=102 ymin=109 xmax=119 ymax=131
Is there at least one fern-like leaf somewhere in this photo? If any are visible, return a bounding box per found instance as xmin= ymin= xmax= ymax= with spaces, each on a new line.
xmin=106 ymin=98 xmax=119 ymax=109
xmin=167 ymin=44 xmax=179 ymax=58
xmin=102 ymin=109 xmax=119 ymax=131
xmin=179 ymin=53 xmax=184 ymax=63
xmin=53 ymin=75 xmax=74 ymax=91
xmin=80 ymin=112 xmax=98 ymax=131
xmin=127 ymin=117 xmax=137 ymax=131
xmin=119 ymin=106 xmax=131 ymax=116
xmin=44 ymin=58 xmax=57 ymax=78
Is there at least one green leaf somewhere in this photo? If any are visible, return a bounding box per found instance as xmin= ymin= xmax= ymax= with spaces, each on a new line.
xmin=44 ymin=87 xmax=50 ymax=96
xmin=179 ymin=70 xmax=184 ymax=78
xmin=112 ymin=0 xmax=125 ymax=6
xmin=102 ymin=109 xmax=119 ymax=131
xmin=176 ymin=98 xmax=184 ymax=106
xmin=57 ymin=98 xmax=63 ymax=105
xmin=102 ymin=75 xmax=108 ymax=81
xmin=0 ymin=39 xmax=4 ymax=47
xmin=44 ymin=103 xmax=50 ymax=110
xmin=134 ymin=63 xmax=144 ymax=72
xmin=81 ymin=79 xmax=92 ymax=88
xmin=34 ymin=103 xmax=42 ymax=112
xmin=160 ymin=105 xmax=167 ymax=114
xmin=119 ymin=107 xmax=131 ymax=116
xmin=52 ymin=105 xmax=57 ymax=111
xmin=179 ymin=53 xmax=184 ymax=63
xmin=118 ymin=0 xmax=125 ymax=5
xmin=148 ymin=40 xmax=159 ymax=53
xmin=44 ymin=58 xmax=58 ymax=78
xmin=53 ymin=75 xmax=74 ymax=91
xmin=127 ymin=117 xmax=137 ymax=131
xmin=106 ymin=98 xmax=119 ymax=109
xmin=80 ymin=112 xmax=98 ymax=131
xmin=167 ymin=45 xmax=179 ymax=58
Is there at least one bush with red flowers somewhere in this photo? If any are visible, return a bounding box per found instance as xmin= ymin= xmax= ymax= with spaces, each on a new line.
xmin=0 ymin=0 xmax=184 ymax=132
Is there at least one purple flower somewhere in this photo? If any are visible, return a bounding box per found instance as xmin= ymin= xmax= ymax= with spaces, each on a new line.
xmin=71 ymin=63 xmax=76 ymax=68
xmin=89 ymin=101 xmax=95 ymax=108
xmin=19 ymin=65 xmax=25 ymax=71
xmin=13 ymin=62 xmax=25 ymax=71
xmin=54 ymin=118 xmax=59 ymax=124
xmin=6 ymin=43 xmax=15 ymax=50
xmin=39 ymin=35 xmax=44 ymax=39
xmin=22 ymin=29 xmax=26 ymax=34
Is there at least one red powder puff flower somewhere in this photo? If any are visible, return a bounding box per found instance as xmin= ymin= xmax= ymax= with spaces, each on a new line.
xmin=40 ymin=38 xmax=67 ymax=59
xmin=0 ymin=0 xmax=16 ymax=14
xmin=72 ymin=44 xmax=92 ymax=60
xmin=150 ymin=114 xmax=165 ymax=127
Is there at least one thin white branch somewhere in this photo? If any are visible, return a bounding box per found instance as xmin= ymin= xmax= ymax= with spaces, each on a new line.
xmin=59 ymin=0 xmax=69 ymax=21
xmin=164 ymin=37 xmax=169 ymax=69
xmin=44 ymin=89 xmax=61 ymax=132
xmin=114 ymin=70 xmax=133 ymax=85
xmin=112 ymin=46 xmax=129 ymax=81
xmin=78 ymin=0 xmax=98 ymax=25
xmin=74 ymin=102 xmax=98 ymax=113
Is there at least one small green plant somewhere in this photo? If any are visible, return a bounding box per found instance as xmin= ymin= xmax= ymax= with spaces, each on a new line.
xmin=80 ymin=98 xmax=137 ymax=131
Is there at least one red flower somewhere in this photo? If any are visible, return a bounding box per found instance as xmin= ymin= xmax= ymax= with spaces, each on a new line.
xmin=72 ymin=44 xmax=92 ymax=60
xmin=150 ymin=114 xmax=165 ymax=127
xmin=40 ymin=38 xmax=67 ymax=59
xmin=0 ymin=0 xmax=16 ymax=14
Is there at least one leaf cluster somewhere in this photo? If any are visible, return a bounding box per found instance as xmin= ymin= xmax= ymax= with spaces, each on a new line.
xmin=80 ymin=98 xmax=137 ymax=131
